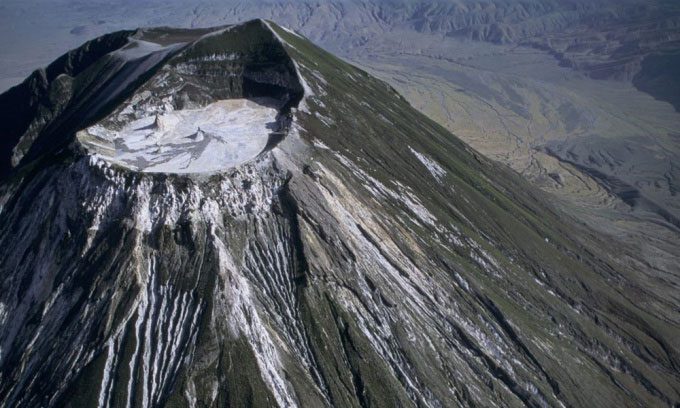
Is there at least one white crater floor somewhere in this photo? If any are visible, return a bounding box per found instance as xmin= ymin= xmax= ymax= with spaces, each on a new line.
xmin=77 ymin=99 xmax=280 ymax=174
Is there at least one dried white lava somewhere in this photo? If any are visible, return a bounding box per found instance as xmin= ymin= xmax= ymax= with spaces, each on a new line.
xmin=77 ymin=98 xmax=280 ymax=174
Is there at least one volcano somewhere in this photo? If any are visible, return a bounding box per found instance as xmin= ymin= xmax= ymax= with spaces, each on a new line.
xmin=0 ymin=20 xmax=678 ymax=407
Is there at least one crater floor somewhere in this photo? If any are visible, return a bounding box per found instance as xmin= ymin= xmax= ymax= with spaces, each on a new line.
xmin=77 ymin=98 xmax=280 ymax=174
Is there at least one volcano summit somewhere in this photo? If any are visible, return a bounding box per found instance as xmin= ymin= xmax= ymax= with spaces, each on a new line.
xmin=77 ymin=98 xmax=280 ymax=174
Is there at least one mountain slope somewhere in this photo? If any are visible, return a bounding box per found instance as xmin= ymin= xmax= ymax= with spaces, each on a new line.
xmin=0 ymin=20 xmax=678 ymax=407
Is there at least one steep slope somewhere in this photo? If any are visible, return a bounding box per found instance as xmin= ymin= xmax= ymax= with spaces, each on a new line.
xmin=349 ymin=32 xmax=680 ymax=285
xmin=0 ymin=20 xmax=678 ymax=407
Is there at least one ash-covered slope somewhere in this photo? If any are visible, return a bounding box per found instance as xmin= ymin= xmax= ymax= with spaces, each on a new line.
xmin=0 ymin=20 xmax=678 ymax=407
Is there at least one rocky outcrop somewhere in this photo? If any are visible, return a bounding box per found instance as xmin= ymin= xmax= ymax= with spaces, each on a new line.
xmin=0 ymin=30 xmax=133 ymax=176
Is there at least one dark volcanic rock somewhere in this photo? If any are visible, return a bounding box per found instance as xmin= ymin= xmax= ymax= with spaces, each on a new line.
xmin=633 ymin=52 xmax=680 ymax=112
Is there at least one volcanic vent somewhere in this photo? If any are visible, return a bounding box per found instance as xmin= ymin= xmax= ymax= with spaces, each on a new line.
xmin=75 ymin=23 xmax=303 ymax=175
xmin=77 ymin=98 xmax=280 ymax=173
